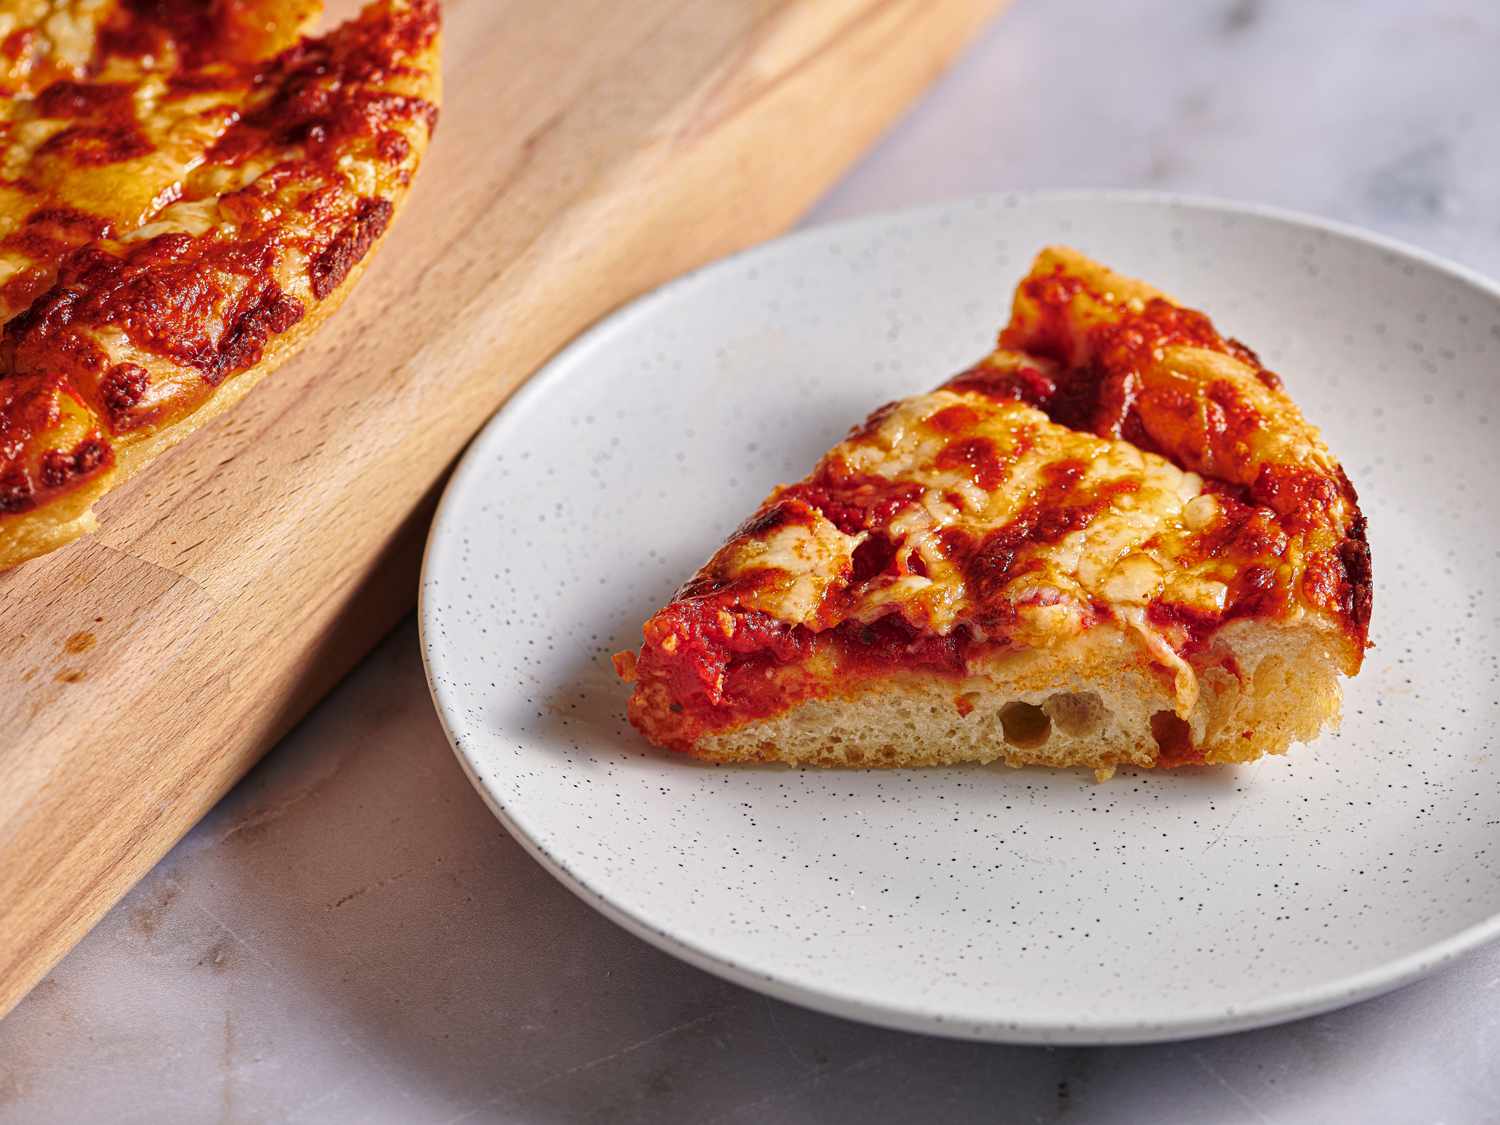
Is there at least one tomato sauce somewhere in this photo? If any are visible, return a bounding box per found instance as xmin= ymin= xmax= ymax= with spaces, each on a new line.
xmin=634 ymin=593 xmax=977 ymax=740
xmin=781 ymin=472 xmax=922 ymax=537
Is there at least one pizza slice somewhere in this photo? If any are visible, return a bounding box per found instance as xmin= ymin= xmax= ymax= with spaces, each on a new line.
xmin=0 ymin=0 xmax=439 ymax=568
xmin=615 ymin=247 xmax=1372 ymax=777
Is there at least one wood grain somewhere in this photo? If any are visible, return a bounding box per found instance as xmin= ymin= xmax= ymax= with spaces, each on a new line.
xmin=0 ymin=0 xmax=1006 ymax=1015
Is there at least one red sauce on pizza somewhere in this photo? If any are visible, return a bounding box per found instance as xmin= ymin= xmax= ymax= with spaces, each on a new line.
xmin=782 ymin=473 xmax=922 ymax=537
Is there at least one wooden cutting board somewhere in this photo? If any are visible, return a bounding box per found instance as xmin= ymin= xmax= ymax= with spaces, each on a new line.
xmin=0 ymin=0 xmax=1005 ymax=1016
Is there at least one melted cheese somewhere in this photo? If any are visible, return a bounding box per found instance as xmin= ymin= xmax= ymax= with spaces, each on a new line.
xmin=699 ymin=385 xmax=1309 ymax=709
xmin=714 ymin=516 xmax=858 ymax=626
xmin=828 ymin=390 xmax=1227 ymax=704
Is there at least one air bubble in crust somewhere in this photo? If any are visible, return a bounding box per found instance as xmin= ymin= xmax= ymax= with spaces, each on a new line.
xmin=1150 ymin=710 xmax=1194 ymax=758
xmin=1000 ymin=701 xmax=1052 ymax=749
xmin=1043 ymin=691 xmax=1107 ymax=737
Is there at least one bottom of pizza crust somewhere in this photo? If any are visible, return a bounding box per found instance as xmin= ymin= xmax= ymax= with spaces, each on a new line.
xmin=674 ymin=620 xmax=1340 ymax=779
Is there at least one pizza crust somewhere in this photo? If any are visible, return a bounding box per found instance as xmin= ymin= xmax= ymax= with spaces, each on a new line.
xmin=693 ymin=620 xmax=1342 ymax=778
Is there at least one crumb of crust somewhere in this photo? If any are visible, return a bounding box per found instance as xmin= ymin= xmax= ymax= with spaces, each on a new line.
xmin=612 ymin=650 xmax=638 ymax=683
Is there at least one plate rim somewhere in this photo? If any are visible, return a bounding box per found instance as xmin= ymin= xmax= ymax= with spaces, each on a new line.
xmin=419 ymin=188 xmax=1500 ymax=1044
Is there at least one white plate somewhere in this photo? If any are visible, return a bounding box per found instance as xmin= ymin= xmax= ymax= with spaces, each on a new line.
xmin=420 ymin=192 xmax=1500 ymax=1044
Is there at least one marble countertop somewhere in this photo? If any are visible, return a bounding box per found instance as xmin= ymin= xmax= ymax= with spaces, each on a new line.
xmin=5 ymin=1 xmax=1500 ymax=1121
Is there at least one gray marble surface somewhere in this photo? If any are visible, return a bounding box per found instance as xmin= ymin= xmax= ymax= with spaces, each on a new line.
xmin=5 ymin=1 xmax=1500 ymax=1121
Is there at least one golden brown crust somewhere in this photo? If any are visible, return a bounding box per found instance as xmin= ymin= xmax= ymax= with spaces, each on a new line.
xmin=0 ymin=0 xmax=441 ymax=569
xmin=620 ymin=248 xmax=1372 ymax=769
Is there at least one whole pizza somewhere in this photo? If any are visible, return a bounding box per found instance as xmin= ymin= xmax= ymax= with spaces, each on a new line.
xmin=0 ymin=0 xmax=441 ymax=568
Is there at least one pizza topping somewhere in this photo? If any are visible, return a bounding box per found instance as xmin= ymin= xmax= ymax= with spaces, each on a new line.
xmin=0 ymin=468 xmax=32 ymax=511
xmin=310 ymin=197 xmax=393 ymax=299
xmin=99 ymin=360 xmax=148 ymax=421
xmin=39 ymin=434 xmax=110 ymax=486
xmin=641 ymin=600 xmax=810 ymax=712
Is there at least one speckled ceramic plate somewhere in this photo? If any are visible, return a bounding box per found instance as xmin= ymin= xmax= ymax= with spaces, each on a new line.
xmin=420 ymin=192 xmax=1500 ymax=1044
